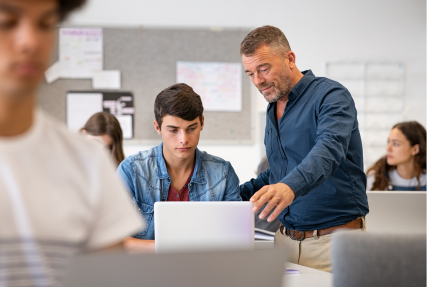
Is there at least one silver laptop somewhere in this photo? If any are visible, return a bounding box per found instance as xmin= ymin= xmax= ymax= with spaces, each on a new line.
xmin=154 ymin=201 xmax=254 ymax=253
xmin=64 ymin=248 xmax=288 ymax=286
xmin=366 ymin=191 xmax=426 ymax=234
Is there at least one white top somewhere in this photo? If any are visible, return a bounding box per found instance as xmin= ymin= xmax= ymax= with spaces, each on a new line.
xmin=0 ymin=110 xmax=144 ymax=286
xmin=366 ymin=169 xmax=427 ymax=190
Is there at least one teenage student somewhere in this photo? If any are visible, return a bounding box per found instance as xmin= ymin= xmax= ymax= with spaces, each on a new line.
xmin=0 ymin=0 xmax=143 ymax=286
xmin=367 ymin=121 xmax=426 ymax=191
xmin=239 ymin=25 xmax=368 ymax=272
xmin=81 ymin=112 xmax=125 ymax=167
xmin=117 ymin=83 xmax=242 ymax=253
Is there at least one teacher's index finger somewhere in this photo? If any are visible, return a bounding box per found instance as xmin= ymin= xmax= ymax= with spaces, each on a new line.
xmin=250 ymin=185 xmax=269 ymax=203
xmin=250 ymin=185 xmax=270 ymax=212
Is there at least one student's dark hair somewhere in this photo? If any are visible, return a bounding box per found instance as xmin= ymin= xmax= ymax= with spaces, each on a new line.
xmin=81 ymin=112 xmax=125 ymax=167
xmin=57 ymin=0 xmax=86 ymax=21
xmin=367 ymin=121 xmax=426 ymax=190
xmin=154 ymin=83 xmax=204 ymax=129
xmin=240 ymin=25 xmax=291 ymax=57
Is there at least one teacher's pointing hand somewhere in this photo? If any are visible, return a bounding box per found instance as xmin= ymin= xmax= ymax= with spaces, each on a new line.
xmin=250 ymin=183 xmax=296 ymax=222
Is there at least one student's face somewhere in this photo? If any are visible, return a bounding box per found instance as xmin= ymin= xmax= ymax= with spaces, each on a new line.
xmin=154 ymin=115 xmax=204 ymax=161
xmin=242 ymin=44 xmax=294 ymax=103
xmin=386 ymin=128 xmax=419 ymax=166
xmin=0 ymin=0 xmax=58 ymax=98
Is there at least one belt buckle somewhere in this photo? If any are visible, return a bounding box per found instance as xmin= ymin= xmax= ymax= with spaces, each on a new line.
xmin=288 ymin=229 xmax=305 ymax=241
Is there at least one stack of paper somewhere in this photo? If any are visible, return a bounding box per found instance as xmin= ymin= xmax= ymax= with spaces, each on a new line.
xmin=254 ymin=228 xmax=276 ymax=241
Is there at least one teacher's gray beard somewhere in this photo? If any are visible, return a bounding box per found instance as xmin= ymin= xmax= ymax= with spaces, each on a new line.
xmin=264 ymin=75 xmax=293 ymax=103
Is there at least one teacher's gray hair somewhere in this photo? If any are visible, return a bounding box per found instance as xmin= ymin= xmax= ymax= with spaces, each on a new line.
xmin=240 ymin=25 xmax=291 ymax=57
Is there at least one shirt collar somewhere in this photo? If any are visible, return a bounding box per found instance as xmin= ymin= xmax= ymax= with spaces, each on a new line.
xmin=266 ymin=70 xmax=315 ymax=128
xmin=287 ymin=69 xmax=315 ymax=101
xmin=267 ymin=69 xmax=315 ymax=113
xmin=156 ymin=143 xmax=206 ymax=184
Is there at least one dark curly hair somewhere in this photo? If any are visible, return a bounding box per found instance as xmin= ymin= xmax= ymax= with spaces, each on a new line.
xmin=57 ymin=0 xmax=87 ymax=21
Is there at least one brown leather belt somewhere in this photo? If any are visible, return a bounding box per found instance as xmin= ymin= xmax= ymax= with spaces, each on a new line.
xmin=280 ymin=218 xmax=363 ymax=241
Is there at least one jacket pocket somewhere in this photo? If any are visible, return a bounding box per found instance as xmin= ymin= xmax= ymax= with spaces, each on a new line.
xmin=134 ymin=201 xmax=154 ymax=237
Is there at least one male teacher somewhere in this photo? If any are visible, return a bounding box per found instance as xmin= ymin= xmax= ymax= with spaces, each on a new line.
xmin=239 ymin=25 xmax=369 ymax=272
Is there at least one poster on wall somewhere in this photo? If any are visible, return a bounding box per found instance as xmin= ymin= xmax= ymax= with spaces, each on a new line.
xmin=66 ymin=91 xmax=134 ymax=139
xmin=176 ymin=61 xmax=242 ymax=112
xmin=59 ymin=28 xmax=103 ymax=78
xmin=45 ymin=28 xmax=122 ymax=88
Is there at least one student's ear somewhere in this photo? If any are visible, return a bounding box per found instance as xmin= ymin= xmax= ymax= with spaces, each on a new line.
xmin=412 ymin=144 xmax=420 ymax=156
xmin=154 ymin=120 xmax=162 ymax=135
xmin=80 ymin=129 xmax=87 ymax=135
xmin=200 ymin=115 xmax=204 ymax=131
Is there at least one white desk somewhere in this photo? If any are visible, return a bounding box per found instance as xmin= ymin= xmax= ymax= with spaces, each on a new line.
xmin=254 ymin=240 xmax=275 ymax=249
xmin=254 ymin=241 xmax=332 ymax=287
xmin=283 ymin=263 xmax=332 ymax=287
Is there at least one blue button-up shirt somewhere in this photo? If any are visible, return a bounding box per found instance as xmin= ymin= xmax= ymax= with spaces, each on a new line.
xmin=241 ymin=70 xmax=369 ymax=231
xmin=117 ymin=144 xmax=242 ymax=240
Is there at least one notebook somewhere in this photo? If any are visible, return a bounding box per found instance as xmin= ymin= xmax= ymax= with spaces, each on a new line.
xmin=255 ymin=227 xmax=276 ymax=241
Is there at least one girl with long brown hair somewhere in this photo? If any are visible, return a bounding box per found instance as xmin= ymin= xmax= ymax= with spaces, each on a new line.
xmin=366 ymin=121 xmax=426 ymax=191
xmin=81 ymin=112 xmax=125 ymax=167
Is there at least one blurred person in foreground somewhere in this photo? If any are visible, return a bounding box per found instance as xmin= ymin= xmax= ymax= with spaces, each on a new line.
xmin=81 ymin=111 xmax=126 ymax=167
xmin=239 ymin=25 xmax=369 ymax=272
xmin=0 ymin=0 xmax=143 ymax=286
xmin=366 ymin=121 xmax=426 ymax=191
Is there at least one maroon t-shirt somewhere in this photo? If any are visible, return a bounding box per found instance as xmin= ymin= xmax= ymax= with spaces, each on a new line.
xmin=166 ymin=167 xmax=194 ymax=202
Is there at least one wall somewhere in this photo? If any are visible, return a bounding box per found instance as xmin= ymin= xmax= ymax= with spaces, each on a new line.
xmin=62 ymin=0 xmax=426 ymax=183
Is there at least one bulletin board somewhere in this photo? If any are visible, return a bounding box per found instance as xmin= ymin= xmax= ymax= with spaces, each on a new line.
xmin=37 ymin=27 xmax=253 ymax=143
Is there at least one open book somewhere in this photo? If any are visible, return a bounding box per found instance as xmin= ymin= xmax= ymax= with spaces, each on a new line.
xmin=254 ymin=228 xmax=276 ymax=241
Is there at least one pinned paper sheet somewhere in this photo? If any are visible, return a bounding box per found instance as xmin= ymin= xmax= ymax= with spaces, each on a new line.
xmin=177 ymin=61 xmax=242 ymax=111
xmin=66 ymin=91 xmax=134 ymax=139
xmin=44 ymin=62 xmax=63 ymax=83
xmin=66 ymin=93 xmax=103 ymax=132
xmin=115 ymin=115 xmax=133 ymax=139
xmin=92 ymin=70 xmax=121 ymax=89
xmin=45 ymin=28 xmax=103 ymax=83
xmin=59 ymin=28 xmax=103 ymax=78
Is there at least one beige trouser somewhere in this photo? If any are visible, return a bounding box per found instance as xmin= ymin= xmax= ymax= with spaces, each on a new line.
xmin=274 ymin=217 xmax=366 ymax=273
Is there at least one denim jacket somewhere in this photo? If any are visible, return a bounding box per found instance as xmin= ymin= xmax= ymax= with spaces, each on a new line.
xmin=117 ymin=143 xmax=242 ymax=240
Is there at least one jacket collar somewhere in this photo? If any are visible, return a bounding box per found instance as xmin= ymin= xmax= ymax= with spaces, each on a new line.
xmin=155 ymin=143 xmax=206 ymax=184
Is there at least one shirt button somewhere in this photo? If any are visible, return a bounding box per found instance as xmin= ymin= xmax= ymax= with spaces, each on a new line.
xmin=167 ymin=178 xmax=171 ymax=182
xmin=189 ymin=184 xmax=192 ymax=187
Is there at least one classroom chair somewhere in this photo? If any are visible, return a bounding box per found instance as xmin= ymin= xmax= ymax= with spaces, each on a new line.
xmin=331 ymin=231 xmax=426 ymax=287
